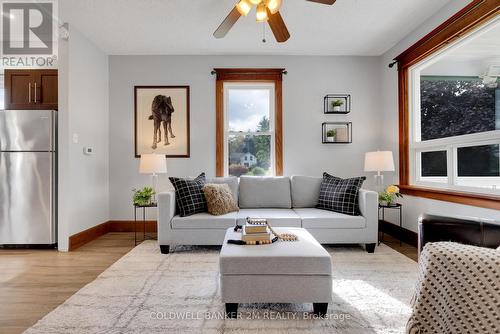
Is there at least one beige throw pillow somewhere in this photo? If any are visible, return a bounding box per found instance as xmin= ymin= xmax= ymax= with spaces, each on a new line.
xmin=202 ymin=183 xmax=239 ymax=216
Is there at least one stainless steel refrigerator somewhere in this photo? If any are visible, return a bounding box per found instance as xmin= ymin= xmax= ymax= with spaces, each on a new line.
xmin=0 ymin=110 xmax=57 ymax=246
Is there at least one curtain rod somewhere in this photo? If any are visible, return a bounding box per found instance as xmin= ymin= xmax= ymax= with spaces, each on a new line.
xmin=211 ymin=70 xmax=287 ymax=75
xmin=388 ymin=60 xmax=397 ymax=68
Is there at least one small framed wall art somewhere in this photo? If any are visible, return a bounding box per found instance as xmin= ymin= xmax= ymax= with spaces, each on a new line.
xmin=322 ymin=122 xmax=352 ymax=144
xmin=324 ymin=94 xmax=351 ymax=114
xmin=134 ymin=86 xmax=190 ymax=158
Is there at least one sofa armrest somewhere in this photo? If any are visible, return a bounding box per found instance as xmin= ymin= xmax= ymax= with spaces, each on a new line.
xmin=157 ymin=191 xmax=176 ymax=245
xmin=418 ymin=213 xmax=500 ymax=253
xmin=358 ymin=189 xmax=378 ymax=242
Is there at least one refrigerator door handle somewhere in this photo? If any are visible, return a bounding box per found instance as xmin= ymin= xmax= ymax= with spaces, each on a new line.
xmin=34 ymin=82 xmax=37 ymax=103
xmin=28 ymin=83 xmax=31 ymax=103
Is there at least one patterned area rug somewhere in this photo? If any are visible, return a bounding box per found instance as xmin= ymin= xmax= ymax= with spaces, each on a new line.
xmin=25 ymin=241 xmax=418 ymax=334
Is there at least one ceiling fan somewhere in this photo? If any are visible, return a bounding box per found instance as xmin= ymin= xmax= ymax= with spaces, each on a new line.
xmin=213 ymin=0 xmax=336 ymax=43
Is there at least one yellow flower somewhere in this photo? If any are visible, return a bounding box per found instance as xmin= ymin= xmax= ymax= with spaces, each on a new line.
xmin=386 ymin=185 xmax=399 ymax=194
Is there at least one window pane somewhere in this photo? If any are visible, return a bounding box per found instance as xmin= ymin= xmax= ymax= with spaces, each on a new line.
xmin=228 ymin=134 xmax=271 ymax=177
xmin=420 ymin=77 xmax=498 ymax=141
xmin=228 ymin=89 xmax=270 ymax=132
xmin=421 ymin=151 xmax=447 ymax=177
xmin=457 ymin=144 xmax=499 ymax=177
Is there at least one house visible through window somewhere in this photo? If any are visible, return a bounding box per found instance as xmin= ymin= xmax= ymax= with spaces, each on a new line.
xmin=409 ymin=21 xmax=500 ymax=194
xmin=224 ymin=83 xmax=275 ymax=177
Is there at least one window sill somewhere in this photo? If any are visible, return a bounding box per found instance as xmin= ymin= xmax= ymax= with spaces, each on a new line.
xmin=399 ymin=185 xmax=500 ymax=210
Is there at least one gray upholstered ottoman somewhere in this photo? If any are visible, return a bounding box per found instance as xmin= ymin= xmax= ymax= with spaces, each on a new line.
xmin=219 ymin=227 xmax=332 ymax=318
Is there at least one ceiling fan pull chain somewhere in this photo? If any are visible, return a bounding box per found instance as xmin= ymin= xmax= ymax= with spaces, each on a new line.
xmin=262 ymin=22 xmax=267 ymax=43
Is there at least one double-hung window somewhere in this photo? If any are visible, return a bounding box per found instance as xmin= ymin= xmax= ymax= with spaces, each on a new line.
xmin=224 ymin=83 xmax=275 ymax=177
xmin=215 ymin=68 xmax=283 ymax=177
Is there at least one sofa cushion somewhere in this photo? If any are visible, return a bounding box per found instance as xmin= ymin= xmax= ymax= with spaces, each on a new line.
xmin=206 ymin=176 xmax=239 ymax=203
xmin=291 ymin=176 xmax=322 ymax=208
xmin=317 ymin=173 xmax=366 ymax=216
xmin=239 ymin=176 xmax=292 ymax=209
xmin=171 ymin=212 xmax=237 ymax=229
xmin=294 ymin=208 xmax=366 ymax=229
xmin=236 ymin=209 xmax=301 ymax=227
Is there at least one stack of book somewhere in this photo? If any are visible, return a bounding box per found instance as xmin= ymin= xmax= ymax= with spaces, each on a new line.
xmin=242 ymin=220 xmax=271 ymax=243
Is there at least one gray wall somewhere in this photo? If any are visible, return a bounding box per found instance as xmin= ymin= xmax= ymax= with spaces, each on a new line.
xmin=379 ymin=0 xmax=500 ymax=232
xmin=58 ymin=25 xmax=110 ymax=250
xmin=109 ymin=55 xmax=382 ymax=220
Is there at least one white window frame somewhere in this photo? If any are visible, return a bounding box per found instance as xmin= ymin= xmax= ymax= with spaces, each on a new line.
xmin=0 ymin=75 xmax=4 ymax=110
xmin=223 ymin=82 xmax=276 ymax=177
xmin=408 ymin=18 xmax=500 ymax=195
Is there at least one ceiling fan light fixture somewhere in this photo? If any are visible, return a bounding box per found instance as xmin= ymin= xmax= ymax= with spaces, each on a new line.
xmin=255 ymin=2 xmax=268 ymax=21
xmin=236 ymin=0 xmax=252 ymax=16
xmin=249 ymin=0 xmax=262 ymax=4
xmin=266 ymin=0 xmax=282 ymax=14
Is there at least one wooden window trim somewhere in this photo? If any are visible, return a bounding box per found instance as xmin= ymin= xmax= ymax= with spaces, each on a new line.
xmin=215 ymin=68 xmax=284 ymax=177
xmin=394 ymin=0 xmax=500 ymax=210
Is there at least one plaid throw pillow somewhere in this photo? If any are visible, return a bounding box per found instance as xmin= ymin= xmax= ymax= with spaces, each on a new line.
xmin=317 ymin=173 xmax=366 ymax=216
xmin=169 ymin=173 xmax=207 ymax=217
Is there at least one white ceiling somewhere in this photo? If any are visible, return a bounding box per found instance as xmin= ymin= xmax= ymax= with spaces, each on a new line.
xmin=60 ymin=0 xmax=453 ymax=56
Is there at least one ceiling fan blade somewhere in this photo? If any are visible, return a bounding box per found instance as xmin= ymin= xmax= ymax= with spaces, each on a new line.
xmin=267 ymin=9 xmax=290 ymax=43
xmin=306 ymin=0 xmax=336 ymax=4
xmin=213 ymin=7 xmax=242 ymax=38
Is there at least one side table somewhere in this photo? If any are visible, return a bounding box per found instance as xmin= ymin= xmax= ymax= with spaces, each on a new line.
xmin=134 ymin=203 xmax=157 ymax=246
xmin=378 ymin=203 xmax=403 ymax=246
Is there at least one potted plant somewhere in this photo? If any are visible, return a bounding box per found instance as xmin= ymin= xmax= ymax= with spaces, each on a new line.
xmin=132 ymin=187 xmax=155 ymax=206
xmin=331 ymin=99 xmax=344 ymax=112
xmin=379 ymin=185 xmax=403 ymax=206
xmin=326 ymin=129 xmax=337 ymax=142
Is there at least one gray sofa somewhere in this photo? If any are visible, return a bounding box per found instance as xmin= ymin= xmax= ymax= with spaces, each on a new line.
xmin=157 ymin=176 xmax=379 ymax=254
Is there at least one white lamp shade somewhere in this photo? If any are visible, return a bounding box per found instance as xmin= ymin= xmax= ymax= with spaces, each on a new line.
xmin=139 ymin=154 xmax=167 ymax=174
xmin=364 ymin=151 xmax=395 ymax=172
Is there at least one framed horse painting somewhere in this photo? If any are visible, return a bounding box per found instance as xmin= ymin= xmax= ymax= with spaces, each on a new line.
xmin=134 ymin=86 xmax=190 ymax=158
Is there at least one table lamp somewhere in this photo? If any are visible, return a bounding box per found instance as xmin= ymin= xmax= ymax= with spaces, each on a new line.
xmin=364 ymin=151 xmax=395 ymax=187
xmin=139 ymin=154 xmax=167 ymax=203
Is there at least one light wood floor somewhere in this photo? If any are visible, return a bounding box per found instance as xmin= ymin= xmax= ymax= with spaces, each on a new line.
xmin=0 ymin=233 xmax=137 ymax=334
xmin=0 ymin=232 xmax=416 ymax=334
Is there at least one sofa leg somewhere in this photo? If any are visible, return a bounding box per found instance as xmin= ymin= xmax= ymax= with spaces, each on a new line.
xmin=366 ymin=243 xmax=376 ymax=253
xmin=160 ymin=245 xmax=170 ymax=254
xmin=225 ymin=303 xmax=238 ymax=318
xmin=313 ymin=303 xmax=328 ymax=317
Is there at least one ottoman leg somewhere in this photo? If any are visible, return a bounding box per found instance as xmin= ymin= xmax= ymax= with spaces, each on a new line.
xmin=313 ymin=303 xmax=328 ymax=317
xmin=160 ymin=245 xmax=170 ymax=254
xmin=225 ymin=303 xmax=238 ymax=318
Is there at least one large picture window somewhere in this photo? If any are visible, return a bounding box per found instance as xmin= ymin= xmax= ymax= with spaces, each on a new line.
xmin=395 ymin=0 xmax=500 ymax=209
xmin=408 ymin=20 xmax=500 ymax=195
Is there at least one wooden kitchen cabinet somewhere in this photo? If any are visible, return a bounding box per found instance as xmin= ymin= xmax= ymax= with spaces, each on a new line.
xmin=4 ymin=69 xmax=58 ymax=110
